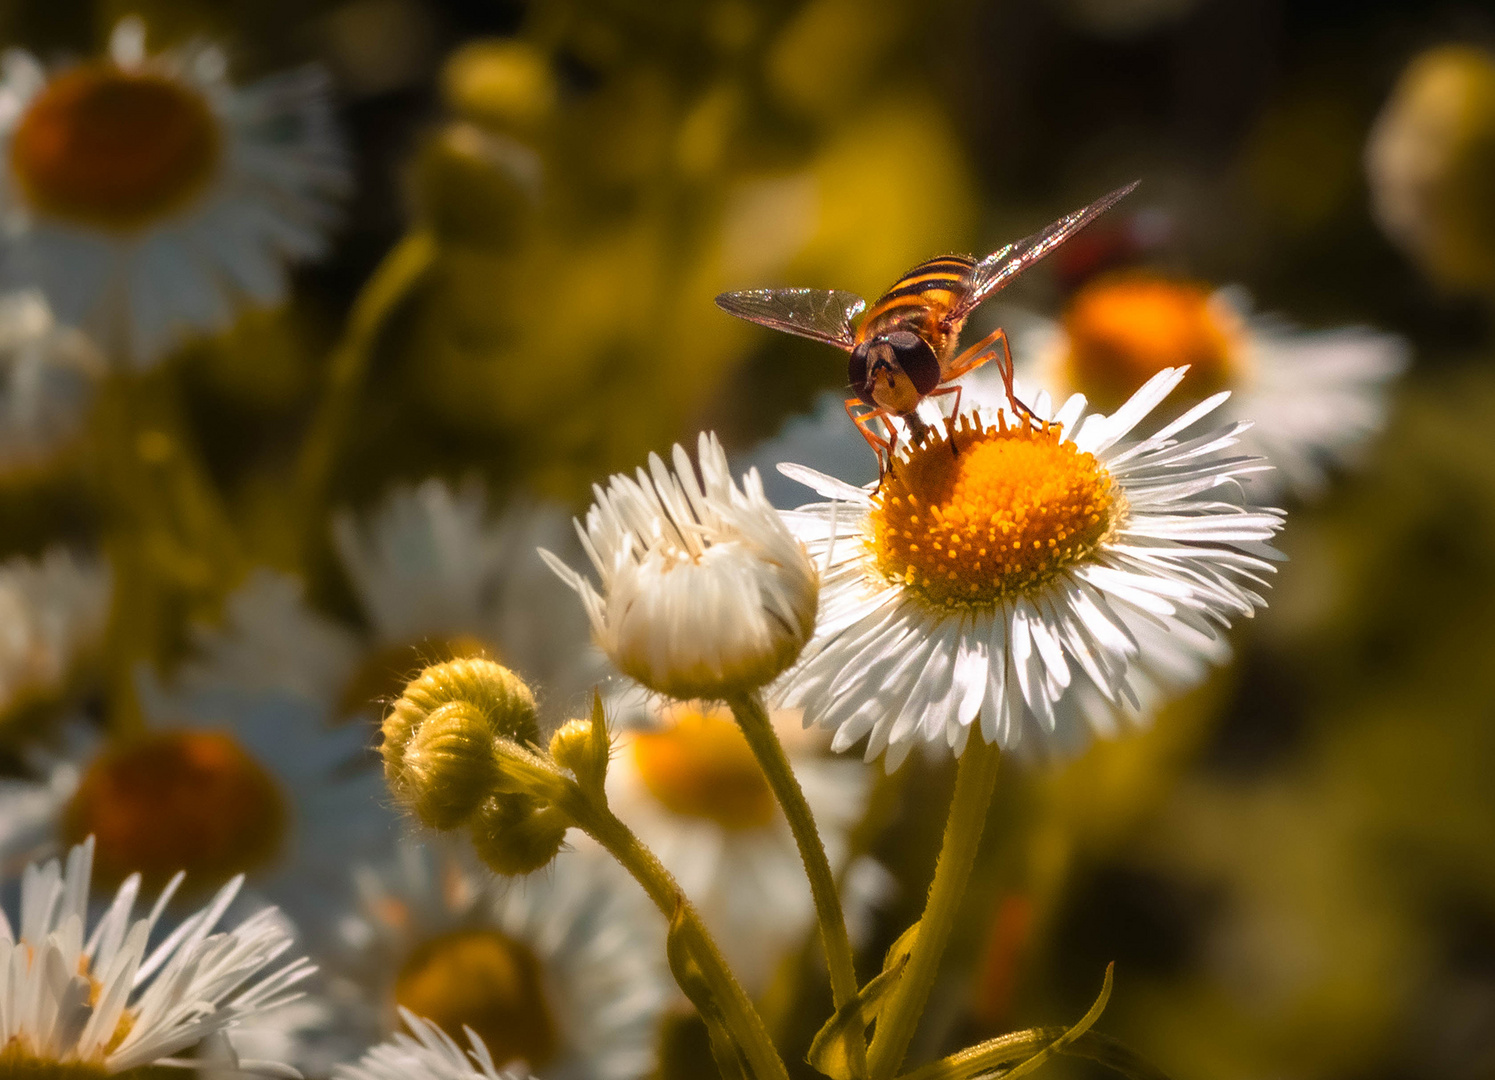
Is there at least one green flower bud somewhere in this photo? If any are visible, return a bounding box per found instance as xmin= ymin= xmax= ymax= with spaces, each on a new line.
xmin=468 ymin=795 xmax=571 ymax=876
xmin=382 ymin=658 xmax=540 ymax=830
xmin=548 ymin=691 xmax=611 ymax=793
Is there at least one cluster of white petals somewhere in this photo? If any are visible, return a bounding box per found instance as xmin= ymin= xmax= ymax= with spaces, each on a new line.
xmin=543 ymin=432 xmax=819 ymax=700
xmin=0 ymin=837 xmax=312 ymax=1075
xmin=333 ymin=1009 xmax=531 ymax=1080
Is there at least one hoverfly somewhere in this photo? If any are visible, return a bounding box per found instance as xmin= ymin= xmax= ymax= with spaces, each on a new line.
xmin=715 ymin=182 xmax=1138 ymax=473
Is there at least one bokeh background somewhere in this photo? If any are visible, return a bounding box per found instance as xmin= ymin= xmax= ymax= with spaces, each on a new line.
xmin=3 ymin=1 xmax=1495 ymax=1078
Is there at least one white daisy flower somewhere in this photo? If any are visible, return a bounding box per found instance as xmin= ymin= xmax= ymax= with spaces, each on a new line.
xmin=173 ymin=481 xmax=598 ymax=737
xmin=0 ymin=289 xmax=103 ymax=466
xmin=776 ymin=368 xmax=1285 ymax=769
xmin=0 ymin=836 xmax=312 ymax=1076
xmin=0 ymin=545 xmax=109 ymax=740
xmin=1003 ymin=273 xmax=1407 ymax=499
xmin=604 ymin=700 xmax=889 ymax=994
xmin=0 ymin=17 xmax=348 ymax=364
xmin=0 ymin=578 xmax=398 ymax=947
xmin=325 ymin=839 xmax=667 ymax=1080
xmin=542 ymin=432 xmax=819 ymax=701
xmin=334 ymin=1009 xmax=533 ymax=1080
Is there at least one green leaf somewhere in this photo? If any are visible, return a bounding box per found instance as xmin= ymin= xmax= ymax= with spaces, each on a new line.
xmin=997 ymin=963 xmax=1113 ymax=1080
xmin=666 ymin=901 xmax=748 ymax=1080
xmin=808 ymin=950 xmax=909 ymax=1080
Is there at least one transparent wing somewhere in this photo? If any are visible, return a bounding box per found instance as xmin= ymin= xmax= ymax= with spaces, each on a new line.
xmin=945 ymin=181 xmax=1140 ymax=324
xmin=715 ymin=288 xmax=866 ymax=350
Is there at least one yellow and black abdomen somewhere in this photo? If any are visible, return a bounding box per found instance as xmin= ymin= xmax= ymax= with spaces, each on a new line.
xmin=857 ymin=254 xmax=976 ymax=356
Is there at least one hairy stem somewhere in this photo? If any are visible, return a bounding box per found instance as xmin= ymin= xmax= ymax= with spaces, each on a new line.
xmin=867 ymin=738 xmax=1002 ymax=1080
xmin=728 ymin=692 xmax=868 ymax=1077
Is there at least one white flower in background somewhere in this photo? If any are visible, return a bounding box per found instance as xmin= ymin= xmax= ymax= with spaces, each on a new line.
xmin=542 ymin=432 xmax=819 ymax=701
xmin=1001 ymin=274 xmax=1407 ymax=499
xmin=0 ymin=584 xmax=398 ymax=947
xmin=0 ymin=546 xmax=109 ymax=735
xmin=604 ymin=700 xmax=889 ymax=993
xmin=0 ymin=17 xmax=348 ymax=363
xmin=776 ymin=369 xmax=1284 ymax=769
xmin=324 ymin=840 xmax=667 ymax=1080
xmin=0 ymin=836 xmax=312 ymax=1075
xmin=172 ymin=481 xmax=598 ymax=738
xmin=0 ymin=289 xmax=103 ymax=466
xmin=334 ymin=1009 xmax=533 ymax=1080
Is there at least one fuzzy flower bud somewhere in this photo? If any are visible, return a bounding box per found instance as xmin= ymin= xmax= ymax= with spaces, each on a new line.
xmin=467 ymin=795 xmax=570 ymax=876
xmin=541 ymin=432 xmax=819 ymax=701
xmin=382 ymin=657 xmax=539 ymax=831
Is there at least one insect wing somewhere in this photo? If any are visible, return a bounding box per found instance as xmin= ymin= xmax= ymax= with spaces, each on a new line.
xmin=947 ymin=181 xmax=1140 ymax=323
xmin=714 ymin=288 xmax=866 ymax=350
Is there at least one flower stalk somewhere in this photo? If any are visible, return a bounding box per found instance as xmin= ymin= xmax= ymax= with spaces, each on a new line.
xmin=867 ymin=738 xmax=1002 ymax=1080
xmin=728 ymin=690 xmax=868 ymax=1078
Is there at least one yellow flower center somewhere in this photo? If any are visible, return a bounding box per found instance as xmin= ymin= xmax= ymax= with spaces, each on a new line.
xmin=632 ymin=708 xmax=776 ymax=829
xmin=10 ymin=65 xmax=221 ymax=231
xmin=869 ymin=418 xmax=1118 ymax=608
xmin=60 ymin=731 xmax=287 ymax=895
xmin=1060 ymin=274 xmax=1241 ymax=415
xmin=337 ymin=635 xmax=493 ymax=722
xmin=394 ymin=928 xmax=559 ymax=1069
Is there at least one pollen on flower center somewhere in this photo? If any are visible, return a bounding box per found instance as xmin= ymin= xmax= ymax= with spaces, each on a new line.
xmin=395 ymin=928 xmax=559 ymax=1070
xmin=10 ymin=65 xmax=221 ymax=231
xmin=869 ymin=418 xmax=1118 ymax=608
xmin=632 ymin=707 xmax=776 ymax=830
xmin=60 ymin=730 xmax=287 ymax=894
xmin=1061 ymin=274 xmax=1241 ymax=414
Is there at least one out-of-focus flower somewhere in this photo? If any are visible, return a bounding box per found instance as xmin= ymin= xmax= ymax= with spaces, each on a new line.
xmin=604 ymin=700 xmax=888 ymax=993
xmin=0 ymin=17 xmax=349 ymax=363
xmin=0 ymin=668 xmax=396 ymax=942
xmin=174 ymin=481 xmax=597 ymax=737
xmin=0 ymin=546 xmax=109 ymax=743
xmin=334 ymin=1008 xmax=533 ymax=1080
xmin=776 ymin=370 xmax=1283 ymax=769
xmin=0 ymin=289 xmax=102 ymax=467
xmin=325 ymin=840 xmax=667 ymax=1080
xmin=1005 ymin=273 xmax=1408 ymax=498
xmin=543 ymin=433 xmax=818 ymax=701
xmin=0 ymin=836 xmax=313 ymax=1075
xmin=1366 ymin=44 xmax=1495 ymax=294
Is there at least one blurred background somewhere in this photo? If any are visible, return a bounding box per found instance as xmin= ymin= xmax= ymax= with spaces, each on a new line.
xmin=3 ymin=1 xmax=1495 ymax=1078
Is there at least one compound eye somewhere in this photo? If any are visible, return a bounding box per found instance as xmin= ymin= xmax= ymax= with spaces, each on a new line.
xmin=847 ymin=343 xmax=876 ymax=406
xmin=886 ymin=331 xmax=941 ymax=395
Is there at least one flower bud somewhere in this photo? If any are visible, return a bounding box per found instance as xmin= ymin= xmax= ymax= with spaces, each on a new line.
xmin=468 ymin=795 xmax=570 ymax=876
xmin=548 ymin=691 xmax=611 ymax=792
xmin=382 ymin=658 xmax=539 ymax=831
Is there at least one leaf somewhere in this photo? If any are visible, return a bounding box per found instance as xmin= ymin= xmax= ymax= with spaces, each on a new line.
xmin=1062 ymin=1031 xmax=1174 ymax=1080
xmin=666 ymin=901 xmax=748 ymax=1080
xmin=807 ymin=950 xmax=909 ymax=1080
xmin=996 ymin=963 xmax=1113 ymax=1080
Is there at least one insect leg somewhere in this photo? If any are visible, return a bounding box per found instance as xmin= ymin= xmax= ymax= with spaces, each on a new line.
xmin=845 ymin=398 xmax=893 ymax=477
xmin=946 ymin=327 xmax=1041 ymax=428
xmin=926 ymin=385 xmax=964 ymax=456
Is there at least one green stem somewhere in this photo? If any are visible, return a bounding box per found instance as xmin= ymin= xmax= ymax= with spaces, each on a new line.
xmin=866 ymin=738 xmax=1002 ymax=1080
xmin=293 ymin=230 xmax=435 ymax=548
xmin=567 ymin=795 xmax=791 ymax=1080
xmin=728 ymin=692 xmax=868 ymax=1076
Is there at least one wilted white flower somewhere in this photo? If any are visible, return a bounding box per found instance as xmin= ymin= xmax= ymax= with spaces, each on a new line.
xmin=776 ymin=369 xmax=1284 ymax=769
xmin=0 ymin=836 xmax=312 ymax=1075
xmin=543 ymin=432 xmax=818 ymax=701
xmin=0 ymin=17 xmax=348 ymax=362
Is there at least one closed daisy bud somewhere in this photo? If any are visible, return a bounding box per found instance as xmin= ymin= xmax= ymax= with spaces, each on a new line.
xmin=541 ymin=432 xmax=819 ymax=701
xmin=467 ymin=796 xmax=571 ymax=876
xmin=549 ymin=697 xmax=609 ymax=793
xmin=383 ymin=658 xmax=539 ymax=830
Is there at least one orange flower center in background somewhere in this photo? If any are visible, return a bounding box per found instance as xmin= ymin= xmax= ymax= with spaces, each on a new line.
xmin=632 ymin=708 xmax=776 ymax=830
xmin=870 ymin=418 xmax=1117 ymax=608
xmin=1060 ymin=274 xmax=1241 ymax=414
xmin=10 ymin=65 xmax=221 ymax=231
xmin=395 ymin=928 xmax=559 ymax=1069
xmin=336 ymin=634 xmax=493 ymax=722
xmin=61 ymin=730 xmax=287 ymax=894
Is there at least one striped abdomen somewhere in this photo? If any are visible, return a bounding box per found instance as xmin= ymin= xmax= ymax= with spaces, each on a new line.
xmin=856 ymin=254 xmax=976 ymax=357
